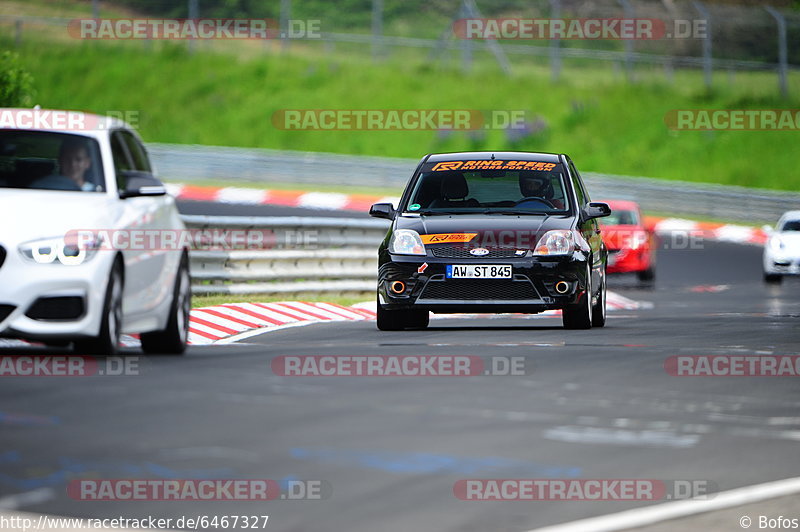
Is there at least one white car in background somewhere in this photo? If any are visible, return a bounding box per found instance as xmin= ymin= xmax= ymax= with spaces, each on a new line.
xmin=763 ymin=210 xmax=800 ymax=283
xmin=0 ymin=109 xmax=190 ymax=354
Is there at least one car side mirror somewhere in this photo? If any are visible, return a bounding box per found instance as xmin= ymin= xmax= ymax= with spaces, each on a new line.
xmin=118 ymin=170 xmax=166 ymax=199
xmin=369 ymin=202 xmax=395 ymax=220
xmin=583 ymin=202 xmax=612 ymax=220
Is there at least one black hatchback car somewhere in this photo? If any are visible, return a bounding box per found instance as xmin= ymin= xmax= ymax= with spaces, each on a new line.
xmin=369 ymin=152 xmax=611 ymax=330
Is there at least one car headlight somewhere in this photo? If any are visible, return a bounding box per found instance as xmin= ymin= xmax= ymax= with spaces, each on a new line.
xmin=389 ymin=229 xmax=426 ymax=255
xmin=534 ymin=230 xmax=575 ymax=255
xmin=19 ymin=234 xmax=104 ymax=266
xmin=769 ymin=236 xmax=785 ymax=251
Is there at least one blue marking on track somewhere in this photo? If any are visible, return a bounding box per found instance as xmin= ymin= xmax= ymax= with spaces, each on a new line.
xmin=290 ymin=447 xmax=580 ymax=477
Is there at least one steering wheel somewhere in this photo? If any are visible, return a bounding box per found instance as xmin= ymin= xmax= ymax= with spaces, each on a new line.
xmin=514 ymin=197 xmax=556 ymax=208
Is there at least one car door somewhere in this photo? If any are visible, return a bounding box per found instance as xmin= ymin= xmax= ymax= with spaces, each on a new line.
xmin=567 ymin=158 xmax=605 ymax=289
xmin=111 ymin=130 xmax=169 ymax=319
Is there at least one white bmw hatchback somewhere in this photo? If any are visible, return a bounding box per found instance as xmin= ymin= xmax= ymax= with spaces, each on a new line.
xmin=0 ymin=109 xmax=190 ymax=354
xmin=763 ymin=210 xmax=800 ymax=284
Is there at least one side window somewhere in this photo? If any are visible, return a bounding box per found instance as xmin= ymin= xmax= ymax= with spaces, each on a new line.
xmin=110 ymin=131 xmax=133 ymax=190
xmin=120 ymin=131 xmax=152 ymax=172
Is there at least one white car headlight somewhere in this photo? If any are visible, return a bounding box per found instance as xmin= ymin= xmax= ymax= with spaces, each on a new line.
xmin=19 ymin=235 xmax=104 ymax=266
xmin=534 ymin=230 xmax=575 ymax=256
xmin=389 ymin=229 xmax=426 ymax=256
xmin=769 ymin=236 xmax=785 ymax=251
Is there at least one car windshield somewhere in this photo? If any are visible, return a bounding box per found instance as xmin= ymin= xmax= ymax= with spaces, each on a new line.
xmin=0 ymin=130 xmax=105 ymax=192
xmin=601 ymin=208 xmax=640 ymax=226
xmin=779 ymin=220 xmax=800 ymax=232
xmin=405 ymin=160 xmax=569 ymax=214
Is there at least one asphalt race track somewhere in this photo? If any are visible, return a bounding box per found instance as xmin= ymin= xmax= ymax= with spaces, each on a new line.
xmin=1 ymin=212 xmax=799 ymax=531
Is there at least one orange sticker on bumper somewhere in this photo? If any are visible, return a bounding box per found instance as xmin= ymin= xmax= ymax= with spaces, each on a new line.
xmin=421 ymin=233 xmax=478 ymax=244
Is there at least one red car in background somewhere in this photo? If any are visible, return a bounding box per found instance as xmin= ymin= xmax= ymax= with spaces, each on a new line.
xmin=599 ymin=200 xmax=656 ymax=283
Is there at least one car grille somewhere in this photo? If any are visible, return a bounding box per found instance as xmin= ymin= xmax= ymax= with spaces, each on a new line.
xmin=0 ymin=246 xmax=5 ymax=269
xmin=431 ymin=247 xmax=523 ymax=259
xmin=419 ymin=279 xmax=539 ymax=301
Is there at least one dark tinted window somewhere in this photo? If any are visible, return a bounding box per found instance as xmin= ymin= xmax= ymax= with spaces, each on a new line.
xmin=406 ymin=160 xmax=569 ymax=214
xmin=0 ymin=131 xmax=105 ymax=192
xmin=120 ymin=131 xmax=151 ymax=172
xmin=780 ymin=220 xmax=800 ymax=232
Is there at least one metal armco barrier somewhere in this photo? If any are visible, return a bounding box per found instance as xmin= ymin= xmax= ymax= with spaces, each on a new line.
xmin=182 ymin=215 xmax=388 ymax=295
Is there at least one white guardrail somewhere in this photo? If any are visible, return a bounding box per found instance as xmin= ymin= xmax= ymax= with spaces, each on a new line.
xmin=182 ymin=215 xmax=389 ymax=295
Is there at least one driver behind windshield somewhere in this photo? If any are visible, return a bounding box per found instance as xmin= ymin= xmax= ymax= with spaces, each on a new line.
xmin=519 ymin=173 xmax=564 ymax=209
xmin=29 ymin=137 xmax=97 ymax=192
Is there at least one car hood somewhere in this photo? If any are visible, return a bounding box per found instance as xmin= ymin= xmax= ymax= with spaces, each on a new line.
xmin=0 ymin=189 xmax=122 ymax=245
xmin=395 ymin=213 xmax=575 ymax=247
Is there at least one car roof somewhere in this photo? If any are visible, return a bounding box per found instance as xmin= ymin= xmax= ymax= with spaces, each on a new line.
xmin=0 ymin=108 xmax=131 ymax=139
xmin=425 ymin=151 xmax=563 ymax=163
xmin=779 ymin=210 xmax=800 ymax=222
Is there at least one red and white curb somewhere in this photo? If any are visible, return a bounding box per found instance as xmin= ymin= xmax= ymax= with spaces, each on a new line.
xmin=166 ymin=183 xmax=398 ymax=213
xmin=186 ymin=301 xmax=376 ymax=345
xmin=168 ymin=183 xmax=768 ymax=246
xmin=647 ymin=217 xmax=767 ymax=246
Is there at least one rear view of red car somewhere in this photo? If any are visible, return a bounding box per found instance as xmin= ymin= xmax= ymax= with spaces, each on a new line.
xmin=599 ymin=200 xmax=656 ymax=283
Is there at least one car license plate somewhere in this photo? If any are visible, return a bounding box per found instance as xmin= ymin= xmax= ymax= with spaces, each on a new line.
xmin=446 ymin=265 xmax=512 ymax=279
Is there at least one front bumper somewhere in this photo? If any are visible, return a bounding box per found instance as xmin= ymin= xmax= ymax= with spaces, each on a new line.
xmin=378 ymin=251 xmax=591 ymax=314
xmin=763 ymin=250 xmax=800 ymax=275
xmin=0 ymin=245 xmax=113 ymax=341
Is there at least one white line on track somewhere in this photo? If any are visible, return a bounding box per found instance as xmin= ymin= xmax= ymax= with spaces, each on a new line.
xmin=0 ymin=488 xmax=55 ymax=510
xmin=528 ymin=475 xmax=800 ymax=532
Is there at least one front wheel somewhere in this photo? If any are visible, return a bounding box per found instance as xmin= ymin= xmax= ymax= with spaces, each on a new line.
xmin=763 ymin=272 xmax=782 ymax=284
xmin=637 ymin=266 xmax=655 ymax=283
xmin=563 ymin=269 xmax=592 ymax=330
xmin=376 ymin=297 xmax=429 ymax=331
xmin=74 ymin=261 xmax=123 ymax=356
xmin=591 ymin=274 xmax=607 ymax=328
xmin=141 ymin=255 xmax=191 ymax=354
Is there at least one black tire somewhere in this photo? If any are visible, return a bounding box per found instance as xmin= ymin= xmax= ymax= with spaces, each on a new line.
xmin=74 ymin=261 xmax=123 ymax=356
xmin=563 ymin=268 xmax=593 ymax=330
xmin=141 ymin=255 xmax=191 ymax=354
xmin=406 ymin=310 xmax=430 ymax=330
xmin=764 ymin=273 xmax=782 ymax=284
xmin=637 ymin=266 xmax=655 ymax=283
xmin=377 ymin=301 xmax=406 ymax=331
xmin=591 ymin=274 xmax=607 ymax=328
